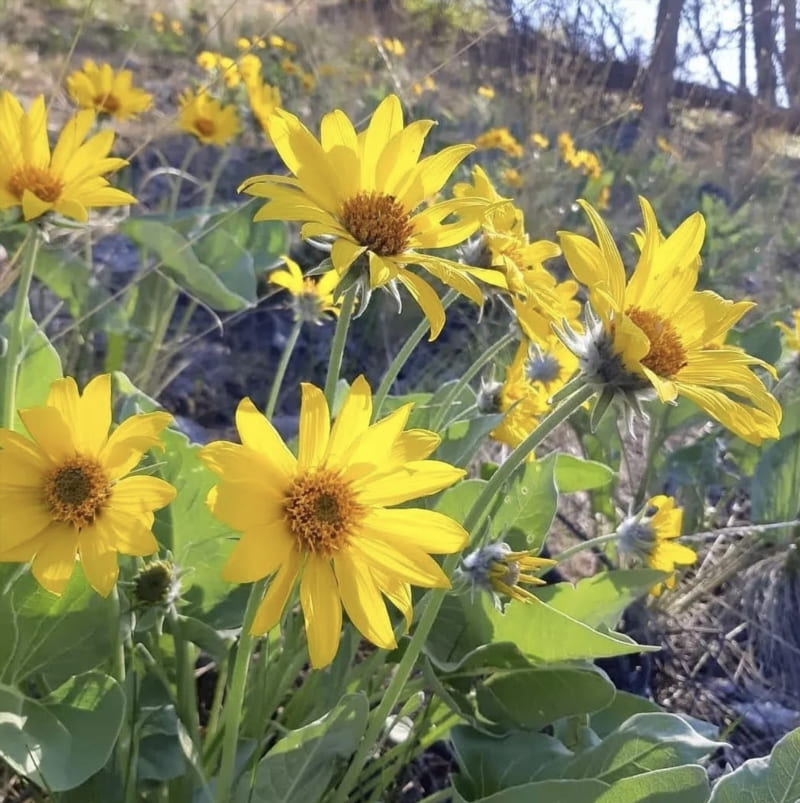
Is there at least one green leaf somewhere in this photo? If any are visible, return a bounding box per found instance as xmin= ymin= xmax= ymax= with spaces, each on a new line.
xmin=737 ymin=319 xmax=783 ymax=368
xmin=486 ymin=455 xmax=558 ymax=552
xmin=435 ymin=478 xmax=487 ymax=532
xmin=1 ymin=297 xmax=62 ymax=432
xmin=435 ymin=413 xmax=504 ymax=467
xmin=554 ymin=454 xmax=615 ymax=493
xmin=451 ymin=725 xmax=574 ymax=797
xmin=476 ymin=666 xmax=615 ymax=730
xmin=0 ymin=672 xmax=123 ymax=792
xmin=554 ymin=713 xmax=724 ymax=784
xmin=750 ymin=431 xmax=800 ymax=524
xmin=120 ymin=218 xmax=251 ymax=311
xmin=193 ymin=227 xmax=257 ymax=303
xmin=590 ymin=690 xmax=662 ymax=738
xmin=597 ymin=766 xmax=710 ymax=802
xmin=709 ymin=724 xmax=800 ymax=802
xmin=535 ymin=571 xmax=669 ymax=630
xmin=243 ymin=693 xmax=369 ymax=803
xmin=452 ymin=778 xmax=609 ymax=803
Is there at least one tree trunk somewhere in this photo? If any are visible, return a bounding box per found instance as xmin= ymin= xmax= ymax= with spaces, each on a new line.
xmin=752 ymin=0 xmax=777 ymax=105
xmin=783 ymin=0 xmax=800 ymax=107
xmin=640 ymin=0 xmax=685 ymax=142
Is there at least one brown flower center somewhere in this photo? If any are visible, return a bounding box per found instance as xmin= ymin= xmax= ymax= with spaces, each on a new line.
xmin=284 ymin=469 xmax=363 ymax=556
xmin=340 ymin=191 xmax=413 ymax=256
xmin=93 ymin=93 xmax=121 ymax=114
xmin=43 ymin=457 xmax=112 ymax=530
xmin=8 ymin=165 xmax=64 ymax=203
xmin=627 ymin=306 xmax=688 ymax=378
xmin=194 ymin=117 xmax=216 ymax=138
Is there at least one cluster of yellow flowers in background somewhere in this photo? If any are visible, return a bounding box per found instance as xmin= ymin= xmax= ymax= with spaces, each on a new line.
xmin=474 ymin=126 xmax=524 ymax=158
xmin=557 ymin=130 xmax=603 ymax=179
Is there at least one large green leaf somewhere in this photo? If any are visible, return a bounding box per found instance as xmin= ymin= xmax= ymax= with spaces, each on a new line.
xmin=709 ymin=724 xmax=800 ymax=802
xmin=536 ymin=571 xmax=669 ymax=631
xmin=242 ymin=693 xmax=369 ymax=803
xmin=0 ymin=297 xmax=62 ymax=432
xmin=0 ymin=672 xmax=123 ymax=792
xmin=552 ymin=713 xmax=724 ymax=784
xmin=750 ymin=431 xmax=800 ymax=525
xmin=435 ymin=413 xmax=505 ymax=468
xmin=486 ymin=455 xmax=558 ymax=552
xmin=452 ymin=778 xmax=609 ymax=803
xmin=589 ymin=690 xmax=662 ymax=738
xmin=120 ymin=218 xmax=251 ymax=311
xmin=193 ymin=227 xmax=257 ymax=303
xmin=476 ymin=666 xmax=615 ymax=730
xmin=596 ymin=766 xmax=710 ymax=802
xmin=554 ymin=454 xmax=615 ymax=493
xmin=451 ymin=726 xmax=573 ymax=797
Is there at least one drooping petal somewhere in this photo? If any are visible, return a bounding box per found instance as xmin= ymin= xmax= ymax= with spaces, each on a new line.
xmin=300 ymin=555 xmax=342 ymax=668
xmin=249 ymin=549 xmax=302 ymax=635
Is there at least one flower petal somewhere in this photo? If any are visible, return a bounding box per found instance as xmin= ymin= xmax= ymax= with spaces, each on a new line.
xmin=222 ymin=525 xmax=295 ymax=582
xmin=300 ymin=555 xmax=342 ymax=668
xmin=234 ymin=398 xmax=296 ymax=479
xmin=355 ymin=461 xmax=465 ymax=506
xmin=297 ymin=383 xmax=331 ymax=471
xmin=31 ymin=523 xmax=79 ymax=595
xmin=249 ymin=549 xmax=302 ymax=635
xmin=325 ymin=376 xmax=372 ymax=464
xmin=362 ymin=508 xmax=468 ymax=554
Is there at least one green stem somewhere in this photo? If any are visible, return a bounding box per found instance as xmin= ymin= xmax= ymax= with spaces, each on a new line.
xmin=168 ymin=609 xmax=201 ymax=748
xmin=205 ymin=659 xmax=228 ymax=747
xmin=1 ymin=231 xmax=38 ymax=430
xmin=372 ymin=289 xmax=458 ymax=419
xmin=109 ymin=585 xmax=126 ymax=684
xmin=552 ymin=532 xmax=619 ymax=565
xmin=331 ymin=383 xmax=596 ymax=803
xmin=265 ymin=318 xmax=303 ymax=419
xmin=430 ymin=331 xmax=516 ymax=432
xmin=324 ymin=284 xmax=358 ymax=408
xmin=169 ymin=140 xmax=199 ymax=213
xmin=214 ymin=580 xmax=266 ymax=803
xmin=136 ymin=282 xmax=179 ymax=392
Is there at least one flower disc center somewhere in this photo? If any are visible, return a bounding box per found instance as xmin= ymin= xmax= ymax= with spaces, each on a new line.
xmin=194 ymin=117 xmax=216 ymax=138
xmin=284 ymin=469 xmax=362 ymax=556
xmin=9 ymin=165 xmax=64 ymax=203
xmin=340 ymin=191 xmax=413 ymax=257
xmin=93 ymin=93 xmax=121 ymax=114
xmin=43 ymin=457 xmax=112 ymax=529
xmin=627 ymin=306 xmax=688 ymax=378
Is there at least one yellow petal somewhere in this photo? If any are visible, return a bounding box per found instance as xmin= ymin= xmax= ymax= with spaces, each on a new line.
xmin=297 ymin=383 xmax=331 ymax=471
xmin=249 ymin=549 xmax=302 ymax=635
xmin=346 ymin=403 xmax=413 ymax=469
xmin=372 ymin=568 xmax=413 ymax=631
xmin=300 ymin=555 xmax=342 ymax=668
xmin=362 ymin=508 xmax=467 ymax=554
xmin=0 ymin=491 xmax=54 ymax=552
xmin=31 ymin=523 xmax=79 ymax=595
xmin=325 ymin=376 xmax=372 ymax=464
xmin=234 ymin=397 xmax=296 ymax=478
xmin=221 ymin=526 xmax=294 ymax=582
xmin=388 ymin=429 xmax=440 ymax=464
xmin=19 ymin=405 xmax=77 ymax=463
xmin=397 ymin=271 xmax=445 ymax=340
xmin=99 ymin=411 xmax=172 ymax=480
xmin=334 ymin=550 xmax=396 ymax=650
xmin=97 ymin=507 xmax=159 ymax=556
xmin=206 ymin=481 xmax=285 ymax=531
xmin=78 ymin=529 xmax=119 ymax=597
xmin=350 ymin=535 xmax=450 ymax=588
xmin=355 ymin=460 xmax=465 ymax=506
xmin=110 ymin=475 xmax=176 ymax=516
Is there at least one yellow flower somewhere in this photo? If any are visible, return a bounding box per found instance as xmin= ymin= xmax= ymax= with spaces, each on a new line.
xmin=0 ymin=93 xmax=135 ymax=222
xmin=236 ymin=36 xmax=251 ymax=50
xmin=150 ymin=11 xmax=164 ymax=23
xmin=269 ymin=256 xmax=341 ymax=322
xmin=474 ymin=127 xmax=523 ymax=158
xmin=240 ymin=95 xmax=490 ymax=340
xmin=530 ymin=132 xmax=549 ymax=149
xmin=557 ymin=131 xmax=575 ymax=160
xmin=283 ymin=40 xmax=298 ymax=54
xmin=597 ymin=185 xmax=610 ymax=210
xmin=776 ymin=310 xmax=800 ymax=353
xmin=0 ymin=375 xmax=175 ymax=596
xmin=656 ymin=135 xmax=678 ymax=157
xmin=280 ymin=57 xmax=299 ymax=76
xmin=383 ymin=37 xmax=406 ymax=56
xmin=66 ymin=60 xmax=153 ymax=120
xmin=169 ymin=19 xmax=183 ymax=36
xmin=199 ymin=376 xmax=468 ymax=668
xmin=557 ymin=198 xmax=781 ymax=444
xmin=218 ymin=56 xmax=241 ymax=87
xmin=246 ymin=78 xmax=282 ymax=135
xmin=239 ymin=54 xmax=263 ymax=87
xmin=461 ymin=541 xmax=555 ymax=607
xmin=491 ymin=335 xmax=577 ymax=450
xmin=178 ymin=89 xmax=241 ymax=146
xmin=301 ymin=71 xmax=316 ymax=93
xmin=196 ymin=50 xmax=220 ymax=71
xmin=269 ymin=34 xmax=285 ymax=48
xmin=500 ymin=167 xmax=523 ymax=189
xmin=477 ymin=85 xmax=495 ymax=99
xmin=617 ymin=495 xmax=695 ymax=596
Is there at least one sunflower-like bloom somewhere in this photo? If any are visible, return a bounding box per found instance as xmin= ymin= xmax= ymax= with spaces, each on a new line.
xmin=199 ymin=376 xmax=468 ymax=668
xmin=617 ymin=495 xmax=695 ymax=596
xmin=557 ymin=198 xmax=781 ymax=444
xmin=245 ymin=78 xmax=282 ymax=137
xmin=490 ymin=334 xmax=578 ymax=451
xmin=178 ymin=89 xmax=240 ymax=146
xmin=0 ymin=375 xmax=175 ymax=596
xmin=239 ymin=95 xmax=491 ymax=340
xmin=777 ymin=310 xmax=800 ymax=355
xmin=270 ymin=256 xmax=340 ymax=322
xmin=460 ymin=541 xmax=555 ymax=609
xmin=66 ymin=60 xmax=153 ymax=120
xmin=0 ymin=93 xmax=135 ymax=222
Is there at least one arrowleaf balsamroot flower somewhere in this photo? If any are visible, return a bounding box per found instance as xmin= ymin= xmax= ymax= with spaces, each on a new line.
xmin=66 ymin=60 xmax=153 ymax=120
xmin=269 ymin=256 xmax=341 ymax=323
xmin=199 ymin=376 xmax=469 ymax=669
xmin=777 ymin=310 xmax=800 ymax=355
xmin=557 ymin=198 xmax=781 ymax=444
xmin=617 ymin=495 xmax=695 ymax=596
xmin=239 ymin=94 xmax=490 ymax=339
xmin=0 ymin=92 xmax=136 ymax=222
xmin=178 ymin=89 xmax=241 ymax=146
xmin=0 ymin=375 xmax=175 ymax=596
